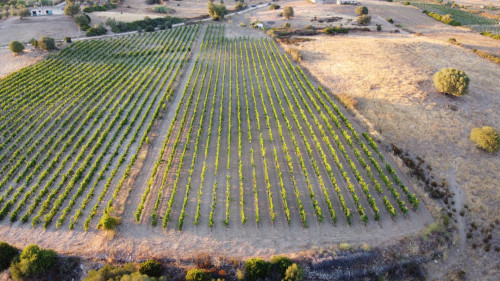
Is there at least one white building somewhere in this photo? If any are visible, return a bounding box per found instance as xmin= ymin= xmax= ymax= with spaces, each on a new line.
xmin=28 ymin=6 xmax=64 ymax=16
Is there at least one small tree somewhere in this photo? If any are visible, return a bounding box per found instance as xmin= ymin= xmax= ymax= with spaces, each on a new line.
xmin=38 ymin=36 xmax=56 ymax=51
xmin=283 ymin=6 xmax=294 ymax=19
xmin=18 ymin=7 xmax=29 ymax=19
xmin=244 ymin=258 xmax=271 ymax=281
xmin=357 ymin=15 xmax=371 ymax=25
xmin=269 ymin=4 xmax=280 ymax=10
xmin=185 ymin=268 xmax=211 ymax=281
xmin=235 ymin=1 xmax=247 ymax=11
xmin=433 ymin=68 xmax=469 ymax=96
xmin=283 ymin=263 xmax=304 ymax=281
xmin=9 ymin=244 xmax=57 ymax=280
xmin=75 ymin=14 xmax=90 ymax=30
xmin=208 ymin=1 xmax=227 ymax=20
xmin=64 ymin=2 xmax=80 ymax=17
xmin=271 ymin=255 xmax=293 ymax=278
xmin=139 ymin=260 xmax=162 ymax=278
xmin=9 ymin=41 xmax=24 ymax=54
xmin=356 ymin=6 xmax=368 ymax=15
xmin=0 ymin=242 xmax=18 ymax=271
xmin=470 ymin=126 xmax=499 ymax=153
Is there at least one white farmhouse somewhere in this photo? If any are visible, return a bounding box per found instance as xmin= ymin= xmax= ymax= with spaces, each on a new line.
xmin=28 ymin=6 xmax=64 ymax=16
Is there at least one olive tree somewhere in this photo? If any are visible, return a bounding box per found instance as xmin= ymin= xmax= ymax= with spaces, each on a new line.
xmin=18 ymin=7 xmax=30 ymax=19
xmin=208 ymin=0 xmax=227 ymax=20
xmin=64 ymin=2 xmax=80 ymax=17
xmin=283 ymin=6 xmax=294 ymax=19
xmin=9 ymin=41 xmax=24 ymax=54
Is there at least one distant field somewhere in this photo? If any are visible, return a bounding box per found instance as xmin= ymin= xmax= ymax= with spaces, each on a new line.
xmin=411 ymin=1 xmax=498 ymax=27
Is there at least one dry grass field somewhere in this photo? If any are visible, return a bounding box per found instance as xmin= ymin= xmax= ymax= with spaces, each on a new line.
xmin=0 ymin=15 xmax=82 ymax=46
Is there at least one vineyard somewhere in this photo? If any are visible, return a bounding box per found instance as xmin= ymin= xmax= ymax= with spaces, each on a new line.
xmin=0 ymin=24 xmax=426 ymax=235
xmin=131 ymin=24 xmax=422 ymax=231
xmin=0 ymin=26 xmax=199 ymax=230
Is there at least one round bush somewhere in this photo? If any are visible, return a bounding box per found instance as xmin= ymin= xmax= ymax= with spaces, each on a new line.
xmin=433 ymin=68 xmax=469 ymax=96
xmin=9 ymin=41 xmax=24 ymax=54
xmin=244 ymin=258 xmax=271 ymax=281
xmin=470 ymin=126 xmax=499 ymax=152
xmin=38 ymin=36 xmax=56 ymax=51
xmin=185 ymin=268 xmax=210 ymax=281
xmin=357 ymin=15 xmax=371 ymax=25
xmin=356 ymin=6 xmax=368 ymax=15
xmin=271 ymin=255 xmax=293 ymax=278
xmin=139 ymin=260 xmax=162 ymax=277
xmin=0 ymin=242 xmax=18 ymax=271
xmin=283 ymin=263 xmax=304 ymax=281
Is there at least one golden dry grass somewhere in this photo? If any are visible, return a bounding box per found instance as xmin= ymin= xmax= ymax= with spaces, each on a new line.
xmin=293 ymin=33 xmax=499 ymax=278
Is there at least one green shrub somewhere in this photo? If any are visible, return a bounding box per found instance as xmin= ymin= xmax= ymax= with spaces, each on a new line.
xmin=139 ymin=260 xmax=162 ymax=278
xmin=269 ymin=4 xmax=280 ymax=10
xmin=339 ymin=242 xmax=352 ymax=251
xmin=448 ymin=37 xmax=462 ymax=46
xmin=38 ymin=36 xmax=55 ymax=51
xmin=376 ymin=24 xmax=382 ymax=31
xmin=357 ymin=15 xmax=371 ymax=25
xmin=470 ymin=126 xmax=499 ymax=152
xmin=29 ymin=38 xmax=38 ymax=48
xmin=153 ymin=6 xmax=174 ymax=14
xmin=283 ymin=6 xmax=294 ymax=19
xmin=356 ymin=6 xmax=368 ymax=15
xmin=235 ymin=2 xmax=248 ymax=11
xmin=84 ymin=263 xmax=136 ymax=281
xmin=75 ymin=13 xmax=91 ymax=31
xmin=283 ymin=263 xmax=304 ymax=281
xmin=0 ymin=242 xmax=18 ymax=271
xmin=145 ymin=25 xmax=155 ymax=32
xmin=426 ymin=12 xmax=461 ymax=26
xmin=208 ymin=2 xmax=227 ymax=20
xmin=387 ymin=18 xmax=393 ymax=23
xmin=480 ymin=31 xmax=500 ymax=40
xmin=271 ymin=255 xmax=293 ymax=278
xmin=433 ymin=68 xmax=469 ymax=96
xmin=244 ymin=258 xmax=271 ymax=281
xmin=323 ymin=26 xmax=348 ymax=34
xmin=86 ymin=24 xmax=108 ymax=37
xmin=98 ymin=212 xmax=120 ymax=230
xmin=283 ymin=22 xmax=291 ymax=28
xmin=239 ymin=22 xmax=246 ymax=27
xmin=404 ymin=1 xmax=410 ymax=5
xmin=64 ymin=36 xmax=72 ymax=43
xmin=185 ymin=268 xmax=210 ymax=281
xmin=9 ymin=245 xmax=57 ymax=280
xmin=471 ymin=49 xmax=500 ymax=65
xmin=9 ymin=41 xmax=24 ymax=54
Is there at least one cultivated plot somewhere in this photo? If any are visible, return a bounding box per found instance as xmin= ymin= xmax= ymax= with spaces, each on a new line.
xmin=133 ymin=25 xmax=423 ymax=232
xmin=0 ymin=26 xmax=199 ymax=230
